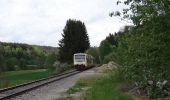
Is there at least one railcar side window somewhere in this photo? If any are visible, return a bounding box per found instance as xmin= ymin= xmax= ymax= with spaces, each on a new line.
xmin=74 ymin=55 xmax=85 ymax=62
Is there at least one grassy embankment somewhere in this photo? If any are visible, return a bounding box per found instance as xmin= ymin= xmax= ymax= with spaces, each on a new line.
xmin=0 ymin=69 xmax=53 ymax=89
xmin=59 ymin=70 xmax=133 ymax=100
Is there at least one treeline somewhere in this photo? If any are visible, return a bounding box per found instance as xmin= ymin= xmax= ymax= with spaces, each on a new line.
xmin=0 ymin=42 xmax=58 ymax=71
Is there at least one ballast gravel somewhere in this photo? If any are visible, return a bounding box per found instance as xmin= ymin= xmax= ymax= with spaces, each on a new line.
xmin=10 ymin=69 xmax=96 ymax=100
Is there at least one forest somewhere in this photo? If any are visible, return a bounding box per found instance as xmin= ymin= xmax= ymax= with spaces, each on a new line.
xmin=0 ymin=42 xmax=58 ymax=71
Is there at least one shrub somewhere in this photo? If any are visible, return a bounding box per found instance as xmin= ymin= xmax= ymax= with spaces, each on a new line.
xmin=103 ymin=50 xmax=118 ymax=64
xmin=115 ymin=28 xmax=170 ymax=98
xmin=99 ymin=40 xmax=113 ymax=63
xmin=54 ymin=61 xmax=72 ymax=74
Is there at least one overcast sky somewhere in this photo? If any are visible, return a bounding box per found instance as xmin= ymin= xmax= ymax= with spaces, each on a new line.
xmin=0 ymin=0 xmax=130 ymax=47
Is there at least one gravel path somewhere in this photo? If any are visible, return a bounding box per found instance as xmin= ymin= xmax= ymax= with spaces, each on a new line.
xmin=10 ymin=68 xmax=96 ymax=100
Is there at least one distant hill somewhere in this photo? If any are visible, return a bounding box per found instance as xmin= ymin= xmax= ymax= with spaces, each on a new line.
xmin=0 ymin=41 xmax=59 ymax=71
xmin=0 ymin=41 xmax=58 ymax=54
xmin=33 ymin=45 xmax=59 ymax=54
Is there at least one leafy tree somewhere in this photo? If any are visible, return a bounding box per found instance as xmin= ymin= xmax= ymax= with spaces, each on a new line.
xmin=99 ymin=40 xmax=113 ymax=63
xmin=110 ymin=0 xmax=170 ymax=98
xmin=0 ymin=41 xmax=58 ymax=71
xmin=19 ymin=58 xmax=27 ymax=70
xmin=6 ymin=57 xmax=18 ymax=71
xmin=0 ymin=44 xmax=5 ymax=71
xmin=45 ymin=53 xmax=58 ymax=67
xmin=86 ymin=47 xmax=100 ymax=64
xmin=0 ymin=55 xmax=5 ymax=71
xmin=58 ymin=19 xmax=90 ymax=63
xmin=105 ymin=33 xmax=118 ymax=46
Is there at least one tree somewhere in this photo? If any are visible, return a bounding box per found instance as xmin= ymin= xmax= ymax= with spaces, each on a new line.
xmin=86 ymin=47 xmax=100 ymax=64
xmin=110 ymin=0 xmax=170 ymax=98
xmin=0 ymin=41 xmax=58 ymax=71
xmin=105 ymin=33 xmax=118 ymax=46
xmin=19 ymin=58 xmax=27 ymax=70
xmin=45 ymin=53 xmax=58 ymax=67
xmin=0 ymin=55 xmax=5 ymax=71
xmin=6 ymin=57 xmax=18 ymax=71
xmin=112 ymin=0 xmax=170 ymax=27
xmin=58 ymin=19 xmax=90 ymax=63
xmin=99 ymin=40 xmax=113 ymax=63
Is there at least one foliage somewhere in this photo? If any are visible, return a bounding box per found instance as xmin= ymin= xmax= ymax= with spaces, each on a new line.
xmin=58 ymin=19 xmax=90 ymax=63
xmin=109 ymin=0 xmax=170 ymax=97
xmin=45 ymin=52 xmax=58 ymax=67
xmin=54 ymin=62 xmax=72 ymax=74
xmin=85 ymin=47 xmax=100 ymax=64
xmin=116 ymin=26 xmax=170 ymax=98
xmin=106 ymin=33 xmax=118 ymax=46
xmin=99 ymin=40 xmax=113 ymax=63
xmin=0 ymin=42 xmax=58 ymax=71
xmin=103 ymin=51 xmax=117 ymax=64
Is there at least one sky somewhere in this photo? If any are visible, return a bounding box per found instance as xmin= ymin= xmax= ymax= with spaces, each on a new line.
xmin=0 ymin=0 xmax=130 ymax=47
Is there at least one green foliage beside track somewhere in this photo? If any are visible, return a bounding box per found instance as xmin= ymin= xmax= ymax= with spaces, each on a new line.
xmin=99 ymin=40 xmax=113 ymax=63
xmin=85 ymin=47 xmax=100 ymax=64
xmin=105 ymin=0 xmax=170 ymax=98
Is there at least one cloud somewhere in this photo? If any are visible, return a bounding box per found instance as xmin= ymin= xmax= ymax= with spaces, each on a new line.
xmin=0 ymin=0 xmax=130 ymax=47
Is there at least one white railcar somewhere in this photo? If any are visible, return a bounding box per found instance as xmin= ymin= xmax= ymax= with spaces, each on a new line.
xmin=73 ymin=53 xmax=94 ymax=70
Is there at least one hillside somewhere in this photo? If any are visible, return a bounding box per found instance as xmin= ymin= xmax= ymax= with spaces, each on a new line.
xmin=0 ymin=41 xmax=58 ymax=71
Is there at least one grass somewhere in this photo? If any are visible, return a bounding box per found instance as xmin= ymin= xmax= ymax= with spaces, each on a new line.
xmin=83 ymin=75 xmax=132 ymax=100
xmin=0 ymin=69 xmax=53 ymax=89
xmin=63 ymin=71 xmax=133 ymax=100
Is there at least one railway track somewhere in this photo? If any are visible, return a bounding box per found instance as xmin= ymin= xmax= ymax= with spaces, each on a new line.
xmin=0 ymin=70 xmax=80 ymax=100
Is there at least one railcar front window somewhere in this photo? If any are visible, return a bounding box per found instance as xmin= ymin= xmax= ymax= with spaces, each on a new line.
xmin=74 ymin=55 xmax=85 ymax=62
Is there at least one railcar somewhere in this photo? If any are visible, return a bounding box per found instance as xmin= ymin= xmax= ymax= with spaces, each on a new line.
xmin=73 ymin=53 xmax=94 ymax=70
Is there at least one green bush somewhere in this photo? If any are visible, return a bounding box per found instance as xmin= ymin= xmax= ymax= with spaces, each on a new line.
xmin=54 ymin=62 xmax=72 ymax=74
xmin=99 ymin=40 xmax=113 ymax=63
xmin=103 ymin=50 xmax=117 ymax=64
xmin=86 ymin=47 xmax=100 ymax=64
xmin=113 ymin=27 xmax=170 ymax=98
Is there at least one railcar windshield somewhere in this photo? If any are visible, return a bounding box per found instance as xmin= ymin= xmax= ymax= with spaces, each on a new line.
xmin=74 ymin=55 xmax=85 ymax=62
